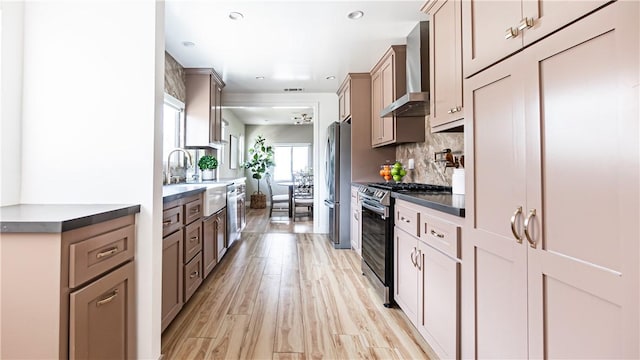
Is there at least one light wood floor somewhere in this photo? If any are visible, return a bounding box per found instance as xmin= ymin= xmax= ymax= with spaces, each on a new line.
xmin=161 ymin=208 xmax=435 ymax=359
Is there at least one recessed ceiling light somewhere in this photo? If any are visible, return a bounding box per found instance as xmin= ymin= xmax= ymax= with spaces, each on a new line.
xmin=182 ymin=41 xmax=195 ymax=47
xmin=229 ymin=12 xmax=244 ymax=20
xmin=256 ymin=76 xmax=265 ymax=80
xmin=326 ymin=76 xmax=336 ymax=80
xmin=347 ymin=10 xmax=364 ymax=20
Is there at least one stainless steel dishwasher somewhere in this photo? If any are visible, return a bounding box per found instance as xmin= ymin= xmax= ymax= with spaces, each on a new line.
xmin=226 ymin=183 xmax=239 ymax=246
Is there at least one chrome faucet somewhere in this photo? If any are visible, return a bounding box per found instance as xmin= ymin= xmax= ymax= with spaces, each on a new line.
xmin=166 ymin=148 xmax=193 ymax=184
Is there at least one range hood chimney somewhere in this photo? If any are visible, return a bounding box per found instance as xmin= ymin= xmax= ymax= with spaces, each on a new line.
xmin=380 ymin=21 xmax=429 ymax=118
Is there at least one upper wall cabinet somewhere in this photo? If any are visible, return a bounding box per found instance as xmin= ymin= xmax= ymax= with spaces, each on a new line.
xmin=185 ymin=68 xmax=225 ymax=147
xmin=422 ymin=0 xmax=464 ymax=132
xmin=462 ymin=0 xmax=611 ymax=77
xmin=337 ymin=77 xmax=351 ymax=122
xmin=370 ymin=46 xmax=425 ymax=147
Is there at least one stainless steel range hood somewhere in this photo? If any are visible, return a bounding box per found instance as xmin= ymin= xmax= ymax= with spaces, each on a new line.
xmin=380 ymin=21 xmax=429 ymax=118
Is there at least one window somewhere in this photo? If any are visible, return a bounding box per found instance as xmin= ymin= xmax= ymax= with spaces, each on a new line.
xmin=163 ymin=94 xmax=185 ymax=166
xmin=273 ymin=144 xmax=311 ymax=181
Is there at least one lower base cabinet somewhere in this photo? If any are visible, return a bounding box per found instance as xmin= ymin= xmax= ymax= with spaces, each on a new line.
xmin=161 ymin=229 xmax=183 ymax=331
xmin=394 ymin=199 xmax=461 ymax=359
xmin=184 ymin=252 xmax=203 ymax=303
xmin=70 ymin=262 xmax=136 ymax=359
xmin=216 ymin=209 xmax=227 ymax=262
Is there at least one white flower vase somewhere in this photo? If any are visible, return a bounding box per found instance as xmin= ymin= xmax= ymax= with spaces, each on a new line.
xmin=202 ymin=169 xmax=214 ymax=181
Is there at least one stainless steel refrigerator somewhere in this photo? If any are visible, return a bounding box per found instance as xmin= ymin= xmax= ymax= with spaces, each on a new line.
xmin=324 ymin=121 xmax=351 ymax=249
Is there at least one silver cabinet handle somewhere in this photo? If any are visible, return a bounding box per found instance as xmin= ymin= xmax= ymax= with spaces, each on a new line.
xmin=518 ymin=17 xmax=534 ymax=31
xmin=430 ymin=229 xmax=445 ymax=239
xmin=447 ymin=106 xmax=462 ymax=114
xmin=416 ymin=249 xmax=422 ymax=271
xmin=190 ymin=271 xmax=199 ymax=279
xmin=411 ymin=248 xmax=417 ymax=267
xmin=400 ymin=216 xmax=411 ymax=223
xmin=505 ymin=27 xmax=518 ymax=39
xmin=96 ymin=246 xmax=118 ymax=259
xmin=524 ymin=209 xmax=537 ymax=248
xmin=96 ymin=289 xmax=118 ymax=307
xmin=189 ymin=236 xmax=199 ymax=242
xmin=510 ymin=206 xmax=523 ymax=243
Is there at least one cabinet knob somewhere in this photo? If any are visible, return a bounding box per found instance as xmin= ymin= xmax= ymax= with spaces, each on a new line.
xmin=518 ymin=17 xmax=534 ymax=31
xmin=524 ymin=209 xmax=537 ymax=248
xmin=96 ymin=289 xmax=119 ymax=307
xmin=510 ymin=206 xmax=523 ymax=243
xmin=505 ymin=27 xmax=519 ymax=40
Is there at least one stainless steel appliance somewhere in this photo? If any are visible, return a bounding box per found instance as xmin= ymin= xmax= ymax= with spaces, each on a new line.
xmin=380 ymin=21 xmax=430 ymax=118
xmin=358 ymin=182 xmax=451 ymax=307
xmin=227 ymin=183 xmax=240 ymax=246
xmin=324 ymin=121 xmax=351 ymax=249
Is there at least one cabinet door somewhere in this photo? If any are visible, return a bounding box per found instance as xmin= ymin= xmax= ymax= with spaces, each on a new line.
xmin=184 ymin=220 xmax=203 ymax=263
xmin=462 ymin=55 xmax=528 ymax=359
xmin=202 ymin=215 xmax=217 ymax=278
xmin=417 ymin=243 xmax=458 ymax=360
xmin=380 ymin=55 xmax=395 ymax=143
xmin=393 ymin=228 xmax=419 ymax=324
xmin=214 ymin=82 xmax=223 ymax=142
xmin=185 ymin=73 xmax=213 ymax=147
xmin=161 ymin=229 xmax=183 ymax=332
xmin=216 ymin=209 xmax=227 ymax=262
xmin=429 ymin=0 xmax=464 ymax=130
xmin=462 ymin=0 xmax=522 ymax=77
xmin=70 ymin=262 xmax=135 ymax=359
xmin=183 ymin=252 xmax=203 ymax=303
xmin=521 ymin=0 xmax=611 ymax=46
xmin=523 ymin=3 xmax=638 ymax=358
xmin=371 ymin=70 xmax=384 ymax=145
xmin=343 ymin=81 xmax=351 ymax=121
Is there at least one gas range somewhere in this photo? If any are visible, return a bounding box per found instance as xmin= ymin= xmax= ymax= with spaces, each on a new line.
xmin=358 ymin=182 xmax=452 ymax=207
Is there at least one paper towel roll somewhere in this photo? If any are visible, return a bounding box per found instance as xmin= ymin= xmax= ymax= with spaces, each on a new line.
xmin=452 ymin=169 xmax=465 ymax=195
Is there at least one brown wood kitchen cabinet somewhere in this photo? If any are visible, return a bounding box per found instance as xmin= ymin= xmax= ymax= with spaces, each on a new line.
xmin=203 ymin=207 xmax=227 ymax=278
xmin=185 ymin=68 xmax=225 ymax=146
xmin=462 ymin=0 xmax=610 ymax=77
xmin=422 ymin=0 xmax=464 ymax=131
xmin=462 ymin=2 xmax=639 ymax=358
xmin=370 ymin=46 xmax=425 ymax=147
xmin=215 ymin=208 xmax=228 ymax=262
xmin=161 ymin=192 xmax=204 ymax=331
xmin=1 ymin=209 xmax=138 ymax=360
xmin=338 ymin=73 xmax=396 ymax=181
xmin=394 ymin=199 xmax=461 ymax=360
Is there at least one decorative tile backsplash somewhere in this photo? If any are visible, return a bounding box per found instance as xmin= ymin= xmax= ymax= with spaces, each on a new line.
xmin=396 ymin=116 xmax=464 ymax=186
xmin=164 ymin=52 xmax=186 ymax=103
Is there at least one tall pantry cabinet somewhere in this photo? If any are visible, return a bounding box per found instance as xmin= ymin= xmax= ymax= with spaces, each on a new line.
xmin=462 ymin=2 xmax=639 ymax=359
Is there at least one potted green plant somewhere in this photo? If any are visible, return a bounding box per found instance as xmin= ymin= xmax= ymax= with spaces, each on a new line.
xmin=243 ymin=135 xmax=274 ymax=208
xmin=198 ymin=155 xmax=218 ymax=180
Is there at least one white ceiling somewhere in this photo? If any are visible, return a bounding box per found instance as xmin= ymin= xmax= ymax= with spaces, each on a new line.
xmin=225 ymin=106 xmax=314 ymax=126
xmin=165 ymin=1 xmax=428 ymax=94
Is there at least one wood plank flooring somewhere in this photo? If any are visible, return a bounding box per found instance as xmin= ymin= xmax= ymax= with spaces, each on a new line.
xmin=161 ymin=208 xmax=435 ymax=359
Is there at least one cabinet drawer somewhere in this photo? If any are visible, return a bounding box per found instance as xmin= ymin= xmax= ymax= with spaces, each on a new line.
xmin=185 ymin=197 xmax=203 ymax=225
xmin=70 ymin=261 xmax=135 ymax=359
xmin=69 ymin=225 xmax=135 ymax=288
xmin=395 ymin=203 xmax=420 ymax=237
xmin=420 ymin=215 xmax=460 ymax=259
xmin=162 ymin=205 xmax=183 ymax=237
xmin=184 ymin=252 xmax=203 ymax=303
xmin=184 ymin=220 xmax=203 ymax=263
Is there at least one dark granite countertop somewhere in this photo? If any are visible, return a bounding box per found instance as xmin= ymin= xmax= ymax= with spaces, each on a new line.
xmin=0 ymin=204 xmax=141 ymax=233
xmin=392 ymin=192 xmax=465 ymax=217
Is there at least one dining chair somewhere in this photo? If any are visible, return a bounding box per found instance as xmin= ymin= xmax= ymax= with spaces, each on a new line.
xmin=265 ymin=173 xmax=289 ymax=217
xmin=293 ymin=172 xmax=313 ymax=221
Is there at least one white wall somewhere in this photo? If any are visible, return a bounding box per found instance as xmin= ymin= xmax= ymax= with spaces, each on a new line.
xmin=225 ymin=92 xmax=338 ymax=234
xmin=19 ymin=2 xmax=164 ymax=359
xmin=218 ymin=109 xmax=246 ymax=179
xmin=0 ymin=1 xmax=24 ymax=206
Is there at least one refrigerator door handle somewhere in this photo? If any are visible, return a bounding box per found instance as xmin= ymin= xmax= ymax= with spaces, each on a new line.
xmin=324 ymin=199 xmax=335 ymax=208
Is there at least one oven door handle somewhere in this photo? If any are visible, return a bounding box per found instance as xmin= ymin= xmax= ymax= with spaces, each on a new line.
xmin=362 ymin=201 xmax=388 ymax=218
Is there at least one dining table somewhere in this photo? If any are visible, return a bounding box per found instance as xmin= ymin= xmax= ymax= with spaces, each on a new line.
xmin=276 ymin=181 xmax=295 ymax=217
